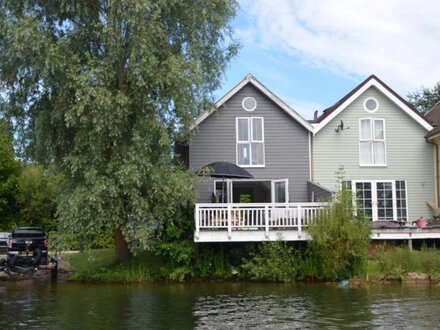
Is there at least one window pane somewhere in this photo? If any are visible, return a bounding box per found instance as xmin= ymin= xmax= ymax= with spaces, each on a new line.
xmin=374 ymin=120 xmax=384 ymax=140
xmin=360 ymin=119 xmax=371 ymax=140
xmin=274 ymin=181 xmax=286 ymax=203
xmin=252 ymin=118 xmax=263 ymax=141
xmin=237 ymin=118 xmax=249 ymax=142
xmin=238 ymin=144 xmax=250 ymax=165
xmin=251 ymin=143 xmax=264 ymax=165
xmin=373 ymin=141 xmax=386 ymax=164
xmin=360 ymin=141 xmax=372 ymax=164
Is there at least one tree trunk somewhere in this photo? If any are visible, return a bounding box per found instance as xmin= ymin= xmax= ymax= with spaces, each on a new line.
xmin=115 ymin=227 xmax=131 ymax=262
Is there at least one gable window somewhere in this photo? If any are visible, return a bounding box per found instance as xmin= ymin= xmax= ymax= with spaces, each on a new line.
xmin=359 ymin=118 xmax=386 ymax=166
xmin=236 ymin=117 xmax=264 ymax=166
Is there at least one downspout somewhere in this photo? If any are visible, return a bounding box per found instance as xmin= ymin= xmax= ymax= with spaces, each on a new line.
xmin=426 ymin=137 xmax=440 ymax=208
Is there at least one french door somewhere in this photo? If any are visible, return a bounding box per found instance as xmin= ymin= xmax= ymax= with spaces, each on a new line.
xmin=351 ymin=180 xmax=407 ymax=221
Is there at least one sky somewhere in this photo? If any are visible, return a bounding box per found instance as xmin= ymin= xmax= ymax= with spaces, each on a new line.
xmin=215 ymin=0 xmax=440 ymax=120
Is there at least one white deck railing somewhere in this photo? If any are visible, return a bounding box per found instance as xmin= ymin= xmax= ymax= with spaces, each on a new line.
xmin=195 ymin=202 xmax=328 ymax=239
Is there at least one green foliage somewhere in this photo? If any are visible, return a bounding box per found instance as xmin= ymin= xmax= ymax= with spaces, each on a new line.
xmin=374 ymin=247 xmax=440 ymax=280
xmin=306 ymin=174 xmax=371 ymax=280
xmin=239 ymin=194 xmax=251 ymax=203
xmin=15 ymin=165 xmax=62 ymax=231
xmin=0 ymin=119 xmax=21 ymax=229
xmin=241 ymin=241 xmax=300 ymax=282
xmin=195 ymin=246 xmax=232 ymax=278
xmin=407 ymin=82 xmax=440 ymax=113
xmin=0 ymin=1 xmax=238 ymax=258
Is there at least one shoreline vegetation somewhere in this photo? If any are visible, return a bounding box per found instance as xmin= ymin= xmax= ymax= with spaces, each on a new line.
xmin=64 ymin=183 xmax=440 ymax=286
xmin=65 ymin=246 xmax=440 ymax=285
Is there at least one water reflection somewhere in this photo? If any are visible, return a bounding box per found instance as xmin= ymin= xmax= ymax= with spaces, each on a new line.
xmin=0 ymin=281 xmax=440 ymax=329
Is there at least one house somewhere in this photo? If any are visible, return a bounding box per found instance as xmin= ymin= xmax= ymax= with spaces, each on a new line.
xmin=189 ymin=74 xmax=436 ymax=242
xmin=313 ymin=75 xmax=434 ymax=225
xmin=188 ymin=75 xmax=329 ymax=242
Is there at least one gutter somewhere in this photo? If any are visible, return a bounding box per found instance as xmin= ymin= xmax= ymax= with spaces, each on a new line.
xmin=426 ymin=136 xmax=440 ymax=208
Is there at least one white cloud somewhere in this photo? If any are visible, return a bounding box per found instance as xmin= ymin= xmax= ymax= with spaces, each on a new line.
xmin=238 ymin=0 xmax=440 ymax=94
xmin=280 ymin=95 xmax=324 ymax=119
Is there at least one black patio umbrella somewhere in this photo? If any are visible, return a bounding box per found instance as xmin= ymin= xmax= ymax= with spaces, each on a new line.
xmin=198 ymin=161 xmax=253 ymax=202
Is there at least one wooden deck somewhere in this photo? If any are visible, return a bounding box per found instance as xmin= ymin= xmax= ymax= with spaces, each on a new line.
xmin=194 ymin=203 xmax=440 ymax=242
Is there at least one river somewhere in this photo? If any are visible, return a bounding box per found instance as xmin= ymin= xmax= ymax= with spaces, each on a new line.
xmin=1 ymin=281 xmax=440 ymax=329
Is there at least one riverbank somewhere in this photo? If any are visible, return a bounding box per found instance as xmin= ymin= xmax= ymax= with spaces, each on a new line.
xmin=65 ymin=246 xmax=440 ymax=285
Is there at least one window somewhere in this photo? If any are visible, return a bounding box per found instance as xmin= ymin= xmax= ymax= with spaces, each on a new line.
xmin=350 ymin=180 xmax=408 ymax=222
xmin=359 ymin=118 xmax=386 ymax=166
xmin=242 ymin=97 xmax=257 ymax=111
xmin=363 ymin=97 xmax=379 ymax=112
xmin=236 ymin=117 xmax=264 ymax=166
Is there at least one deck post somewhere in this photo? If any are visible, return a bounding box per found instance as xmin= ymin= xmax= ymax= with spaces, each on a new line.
xmin=265 ymin=205 xmax=269 ymax=238
xmin=227 ymin=204 xmax=232 ymax=239
xmin=195 ymin=204 xmax=200 ymax=239
xmin=297 ymin=204 xmax=302 ymax=238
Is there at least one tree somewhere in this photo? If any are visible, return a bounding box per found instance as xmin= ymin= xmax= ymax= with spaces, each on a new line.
xmin=0 ymin=1 xmax=238 ymax=260
xmin=407 ymin=82 xmax=440 ymax=114
xmin=0 ymin=119 xmax=20 ymax=229
xmin=16 ymin=165 xmax=62 ymax=232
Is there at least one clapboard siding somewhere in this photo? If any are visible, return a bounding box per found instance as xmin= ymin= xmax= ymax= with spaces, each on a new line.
xmin=313 ymin=86 xmax=435 ymax=220
xmin=190 ymin=84 xmax=311 ymax=203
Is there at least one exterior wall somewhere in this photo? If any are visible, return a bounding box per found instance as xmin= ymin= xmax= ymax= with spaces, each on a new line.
xmin=189 ymin=83 xmax=311 ymax=203
xmin=313 ymin=86 xmax=435 ymax=220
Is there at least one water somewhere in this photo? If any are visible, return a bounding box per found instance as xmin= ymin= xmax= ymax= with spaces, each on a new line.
xmin=1 ymin=281 xmax=440 ymax=329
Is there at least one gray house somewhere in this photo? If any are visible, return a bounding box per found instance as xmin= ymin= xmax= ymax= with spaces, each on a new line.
xmin=313 ymin=75 xmax=434 ymax=223
xmin=189 ymin=74 xmax=318 ymax=205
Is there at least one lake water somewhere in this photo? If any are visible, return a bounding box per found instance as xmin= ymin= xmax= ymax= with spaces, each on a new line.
xmin=1 ymin=280 xmax=440 ymax=329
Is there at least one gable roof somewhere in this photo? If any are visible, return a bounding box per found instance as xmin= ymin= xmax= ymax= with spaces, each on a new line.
xmin=314 ymin=75 xmax=432 ymax=134
xmin=425 ymin=101 xmax=440 ymax=126
xmin=191 ymin=75 xmax=313 ymax=132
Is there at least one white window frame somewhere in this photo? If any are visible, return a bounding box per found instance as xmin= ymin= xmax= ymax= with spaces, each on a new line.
xmin=213 ymin=178 xmax=289 ymax=203
xmin=236 ymin=117 xmax=265 ymax=167
xmin=271 ymin=179 xmax=289 ymax=203
xmin=359 ymin=118 xmax=387 ymax=167
xmin=351 ymin=180 xmax=408 ymax=222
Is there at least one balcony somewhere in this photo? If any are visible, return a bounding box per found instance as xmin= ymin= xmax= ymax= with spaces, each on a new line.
xmin=194 ymin=202 xmax=327 ymax=242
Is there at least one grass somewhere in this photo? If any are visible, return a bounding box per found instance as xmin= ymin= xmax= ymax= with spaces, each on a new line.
xmin=66 ymin=249 xmax=164 ymax=283
xmin=364 ymin=247 xmax=440 ymax=281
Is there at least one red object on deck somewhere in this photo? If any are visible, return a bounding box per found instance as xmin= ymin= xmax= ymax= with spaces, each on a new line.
xmin=416 ymin=217 xmax=427 ymax=228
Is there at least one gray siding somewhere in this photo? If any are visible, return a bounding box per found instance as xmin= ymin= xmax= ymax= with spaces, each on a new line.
xmin=313 ymin=86 xmax=435 ymax=220
xmin=190 ymin=84 xmax=311 ymax=203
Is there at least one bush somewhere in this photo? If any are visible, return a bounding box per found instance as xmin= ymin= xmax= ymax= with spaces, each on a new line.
xmin=241 ymin=241 xmax=300 ymax=282
xmin=306 ymin=181 xmax=371 ymax=280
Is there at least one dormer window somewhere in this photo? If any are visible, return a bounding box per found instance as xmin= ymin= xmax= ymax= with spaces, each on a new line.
xmin=236 ymin=117 xmax=265 ymax=166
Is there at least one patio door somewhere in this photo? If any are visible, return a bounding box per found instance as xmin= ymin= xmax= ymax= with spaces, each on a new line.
xmin=271 ymin=179 xmax=288 ymax=203
xmin=351 ymin=180 xmax=406 ymax=221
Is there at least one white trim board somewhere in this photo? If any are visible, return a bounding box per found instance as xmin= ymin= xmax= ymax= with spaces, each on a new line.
xmin=191 ymin=75 xmax=313 ymax=132
xmin=314 ymin=77 xmax=433 ymax=134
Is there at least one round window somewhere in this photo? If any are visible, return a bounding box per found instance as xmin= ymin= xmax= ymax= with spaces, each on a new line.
xmin=242 ymin=97 xmax=257 ymax=111
xmin=364 ymin=97 xmax=379 ymax=112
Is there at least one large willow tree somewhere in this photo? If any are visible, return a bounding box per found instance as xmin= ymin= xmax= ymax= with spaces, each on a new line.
xmin=0 ymin=1 xmax=237 ymax=260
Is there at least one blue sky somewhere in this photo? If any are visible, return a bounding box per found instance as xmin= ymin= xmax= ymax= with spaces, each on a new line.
xmin=215 ymin=0 xmax=440 ymax=119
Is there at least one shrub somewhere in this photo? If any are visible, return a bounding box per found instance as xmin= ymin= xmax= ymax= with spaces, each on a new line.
xmin=306 ymin=180 xmax=371 ymax=280
xmin=241 ymin=241 xmax=300 ymax=282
